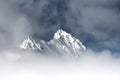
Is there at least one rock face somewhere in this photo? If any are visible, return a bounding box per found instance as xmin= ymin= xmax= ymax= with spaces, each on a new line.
xmin=19 ymin=29 xmax=86 ymax=57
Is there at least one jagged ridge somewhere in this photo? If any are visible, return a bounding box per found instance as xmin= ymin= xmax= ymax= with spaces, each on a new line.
xmin=19 ymin=29 xmax=86 ymax=57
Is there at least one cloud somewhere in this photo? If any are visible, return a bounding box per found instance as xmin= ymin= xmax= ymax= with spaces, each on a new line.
xmin=10 ymin=0 xmax=120 ymax=50
xmin=1 ymin=0 xmax=119 ymax=51
xmin=0 ymin=49 xmax=120 ymax=80
xmin=69 ymin=0 xmax=120 ymax=49
xmin=0 ymin=0 xmax=120 ymax=50
xmin=0 ymin=0 xmax=32 ymax=51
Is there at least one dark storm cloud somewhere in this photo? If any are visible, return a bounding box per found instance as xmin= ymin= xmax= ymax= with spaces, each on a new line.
xmin=11 ymin=0 xmax=120 ymax=51
xmin=5 ymin=0 xmax=78 ymax=38
xmin=9 ymin=0 xmax=70 ymax=40
xmin=69 ymin=0 xmax=120 ymax=51
xmin=0 ymin=0 xmax=120 ymax=51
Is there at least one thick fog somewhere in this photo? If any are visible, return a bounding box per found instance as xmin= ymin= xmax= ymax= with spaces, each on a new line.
xmin=0 ymin=50 xmax=119 ymax=80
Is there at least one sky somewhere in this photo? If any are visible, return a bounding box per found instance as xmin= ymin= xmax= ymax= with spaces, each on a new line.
xmin=0 ymin=0 xmax=120 ymax=52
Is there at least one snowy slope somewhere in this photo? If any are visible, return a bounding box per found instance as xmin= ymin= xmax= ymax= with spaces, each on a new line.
xmin=20 ymin=29 xmax=86 ymax=57
xmin=20 ymin=36 xmax=42 ymax=50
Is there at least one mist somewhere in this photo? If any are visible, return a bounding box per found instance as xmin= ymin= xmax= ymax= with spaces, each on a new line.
xmin=0 ymin=0 xmax=32 ymax=51
xmin=0 ymin=50 xmax=119 ymax=80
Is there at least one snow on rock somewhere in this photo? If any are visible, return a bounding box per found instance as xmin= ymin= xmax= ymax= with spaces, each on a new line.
xmin=20 ymin=36 xmax=41 ymax=50
xmin=19 ymin=29 xmax=86 ymax=57
xmin=49 ymin=29 xmax=86 ymax=56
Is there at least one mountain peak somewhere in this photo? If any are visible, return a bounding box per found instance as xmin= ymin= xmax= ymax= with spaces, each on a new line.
xmin=19 ymin=29 xmax=86 ymax=57
xmin=51 ymin=29 xmax=86 ymax=54
xmin=26 ymin=36 xmax=32 ymax=42
xmin=54 ymin=29 xmax=71 ymax=40
xmin=20 ymin=36 xmax=37 ymax=50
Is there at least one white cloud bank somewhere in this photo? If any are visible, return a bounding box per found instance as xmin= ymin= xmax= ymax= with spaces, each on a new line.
xmin=0 ymin=50 xmax=120 ymax=80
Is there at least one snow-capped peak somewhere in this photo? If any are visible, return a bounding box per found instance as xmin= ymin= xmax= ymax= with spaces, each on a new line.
xmin=54 ymin=29 xmax=70 ymax=40
xmin=20 ymin=36 xmax=39 ymax=50
xmin=53 ymin=29 xmax=86 ymax=50
xmin=53 ymin=29 xmax=81 ymax=46
xmin=19 ymin=29 xmax=86 ymax=57
xmin=50 ymin=29 xmax=86 ymax=55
